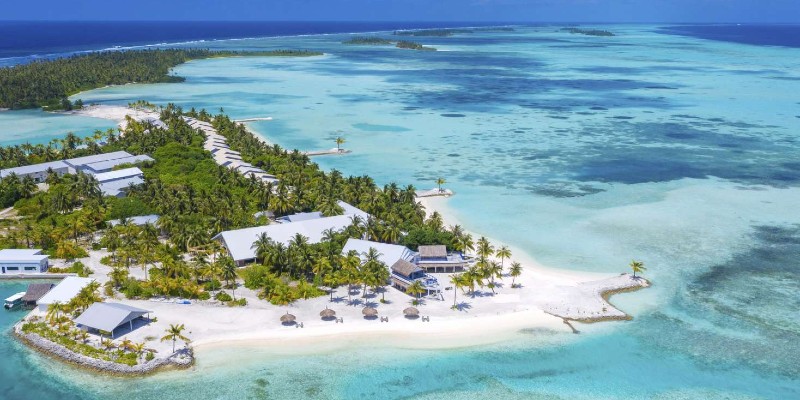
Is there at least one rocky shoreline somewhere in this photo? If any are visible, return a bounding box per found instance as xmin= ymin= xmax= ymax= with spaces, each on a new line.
xmin=13 ymin=323 xmax=194 ymax=376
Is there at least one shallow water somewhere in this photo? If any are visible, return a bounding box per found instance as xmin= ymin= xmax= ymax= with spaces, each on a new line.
xmin=1 ymin=25 xmax=799 ymax=398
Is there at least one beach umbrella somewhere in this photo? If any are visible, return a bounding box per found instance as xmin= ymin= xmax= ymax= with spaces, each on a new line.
xmin=362 ymin=307 xmax=378 ymax=317
xmin=320 ymin=308 xmax=336 ymax=319
xmin=280 ymin=313 xmax=296 ymax=324
xmin=403 ymin=307 xmax=420 ymax=318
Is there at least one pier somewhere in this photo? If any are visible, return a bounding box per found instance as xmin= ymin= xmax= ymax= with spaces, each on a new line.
xmin=303 ymin=148 xmax=351 ymax=157
xmin=235 ymin=117 xmax=273 ymax=122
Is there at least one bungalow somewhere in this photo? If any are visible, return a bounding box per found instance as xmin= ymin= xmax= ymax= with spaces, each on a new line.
xmin=107 ymin=214 xmax=160 ymax=227
xmin=0 ymin=249 xmax=49 ymax=274
xmin=416 ymin=245 xmax=471 ymax=273
xmin=80 ymin=155 xmax=154 ymax=174
xmin=390 ymin=259 xmax=440 ymax=296
xmin=0 ymin=161 xmax=72 ymax=183
xmin=64 ymin=151 xmax=136 ymax=171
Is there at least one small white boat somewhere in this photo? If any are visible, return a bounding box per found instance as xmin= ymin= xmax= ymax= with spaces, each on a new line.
xmin=4 ymin=292 xmax=26 ymax=309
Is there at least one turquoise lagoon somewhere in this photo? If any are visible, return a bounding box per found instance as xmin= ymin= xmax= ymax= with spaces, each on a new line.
xmin=1 ymin=25 xmax=799 ymax=398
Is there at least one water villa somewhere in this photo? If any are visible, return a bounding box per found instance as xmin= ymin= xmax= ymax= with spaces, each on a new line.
xmin=0 ymin=249 xmax=49 ymax=274
xmin=20 ymin=283 xmax=55 ymax=308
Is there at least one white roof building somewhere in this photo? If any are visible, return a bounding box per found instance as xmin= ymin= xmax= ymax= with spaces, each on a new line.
xmin=0 ymin=161 xmax=73 ymax=181
xmin=99 ymin=176 xmax=145 ymax=197
xmin=93 ymin=167 xmax=143 ymax=183
xmin=341 ymin=239 xmax=416 ymax=267
xmin=107 ymin=214 xmax=160 ymax=227
xmin=81 ymin=155 xmax=154 ymax=174
xmin=64 ymin=151 xmax=134 ymax=169
xmin=74 ymin=302 xmax=151 ymax=337
xmin=215 ymin=215 xmax=357 ymax=266
xmin=37 ymin=277 xmax=94 ymax=311
xmin=0 ymin=249 xmax=49 ymax=274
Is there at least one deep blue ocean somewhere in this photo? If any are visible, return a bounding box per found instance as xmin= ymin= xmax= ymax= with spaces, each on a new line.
xmin=661 ymin=24 xmax=800 ymax=48
xmin=0 ymin=21 xmax=504 ymax=61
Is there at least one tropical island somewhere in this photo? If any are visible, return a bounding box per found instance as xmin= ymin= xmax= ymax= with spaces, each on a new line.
xmin=560 ymin=27 xmax=615 ymax=36
xmin=393 ymin=27 xmax=515 ymax=37
xmin=342 ymin=37 xmax=395 ymax=45
xmin=1 ymin=100 xmax=649 ymax=374
xmin=0 ymin=49 xmax=322 ymax=111
xmin=343 ymin=37 xmax=436 ymax=51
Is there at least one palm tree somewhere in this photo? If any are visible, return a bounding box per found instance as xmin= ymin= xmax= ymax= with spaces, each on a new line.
xmin=406 ymin=280 xmax=426 ymax=301
xmin=496 ymin=245 xmax=512 ymax=271
xmin=458 ymin=233 xmax=474 ymax=257
xmin=46 ymin=301 xmax=64 ymax=324
xmin=509 ymin=262 xmax=522 ymax=288
xmin=335 ymin=136 xmax=346 ymax=152
xmin=449 ymin=274 xmax=462 ymax=308
xmin=219 ymin=257 xmax=238 ymax=300
xmin=476 ymin=236 xmax=494 ymax=262
xmin=629 ymin=260 xmax=646 ymax=278
xmin=436 ymin=177 xmax=446 ymax=193
xmin=161 ymin=323 xmax=190 ymax=353
xmin=251 ymin=232 xmax=274 ymax=265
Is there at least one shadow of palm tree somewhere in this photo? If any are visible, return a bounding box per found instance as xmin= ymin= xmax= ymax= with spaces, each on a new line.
xmin=365 ymin=301 xmax=379 ymax=308
xmin=349 ymin=298 xmax=364 ymax=307
xmin=331 ymin=296 xmax=347 ymax=303
xmin=454 ymin=301 xmax=472 ymax=311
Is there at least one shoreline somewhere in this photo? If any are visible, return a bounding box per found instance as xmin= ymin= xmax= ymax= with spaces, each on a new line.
xmin=28 ymin=104 xmax=653 ymax=369
xmin=12 ymin=322 xmax=193 ymax=376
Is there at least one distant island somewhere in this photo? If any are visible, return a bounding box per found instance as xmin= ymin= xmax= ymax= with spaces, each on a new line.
xmin=343 ymin=37 xmax=395 ymax=45
xmin=0 ymin=49 xmax=322 ymax=111
xmin=393 ymin=27 xmax=515 ymax=37
xmin=342 ymin=37 xmax=437 ymax=51
xmin=561 ymin=28 xmax=615 ymax=37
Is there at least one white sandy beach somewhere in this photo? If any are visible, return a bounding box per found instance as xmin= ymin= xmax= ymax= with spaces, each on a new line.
xmin=44 ymin=105 xmax=648 ymax=356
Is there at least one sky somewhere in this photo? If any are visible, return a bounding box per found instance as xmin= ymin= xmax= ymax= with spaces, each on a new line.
xmin=1 ymin=0 xmax=798 ymax=23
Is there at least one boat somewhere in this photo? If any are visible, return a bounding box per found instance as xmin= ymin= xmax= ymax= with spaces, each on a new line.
xmin=4 ymin=292 xmax=26 ymax=309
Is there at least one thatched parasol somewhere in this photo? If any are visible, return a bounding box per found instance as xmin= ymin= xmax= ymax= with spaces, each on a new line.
xmin=362 ymin=307 xmax=378 ymax=317
xmin=403 ymin=307 xmax=420 ymax=318
xmin=320 ymin=308 xmax=336 ymax=319
xmin=280 ymin=313 xmax=296 ymax=323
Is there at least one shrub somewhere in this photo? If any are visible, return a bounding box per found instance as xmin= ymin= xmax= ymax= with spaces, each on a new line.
xmin=203 ymin=279 xmax=221 ymax=291
xmin=197 ymin=291 xmax=211 ymax=300
xmin=145 ymin=352 xmax=155 ymax=361
xmin=214 ymin=291 xmax=232 ymax=302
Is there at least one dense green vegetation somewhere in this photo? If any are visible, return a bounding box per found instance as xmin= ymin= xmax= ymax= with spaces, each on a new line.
xmin=395 ymin=41 xmax=437 ymax=51
xmin=393 ymin=27 xmax=514 ymax=37
xmin=0 ymin=49 xmax=322 ymax=110
xmin=561 ymin=28 xmax=615 ymax=37
xmin=342 ymin=37 xmax=395 ymax=45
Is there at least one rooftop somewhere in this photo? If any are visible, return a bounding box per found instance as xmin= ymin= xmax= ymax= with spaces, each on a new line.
xmin=107 ymin=214 xmax=160 ymax=227
xmin=0 ymin=161 xmax=71 ymax=178
xmin=21 ymin=283 xmax=54 ymax=302
xmin=99 ymin=176 xmax=144 ymax=197
xmin=38 ymin=277 xmax=94 ymax=305
xmin=342 ymin=239 xmax=415 ymax=267
xmin=0 ymin=249 xmax=48 ymax=262
xmin=92 ymin=167 xmax=143 ymax=183
xmin=64 ymin=151 xmax=133 ymax=168
xmin=74 ymin=302 xmax=151 ymax=333
xmin=214 ymin=214 xmax=357 ymax=262
xmin=83 ymin=155 xmax=153 ymax=173
xmin=391 ymin=259 xmax=422 ymax=277
xmin=418 ymin=245 xmax=448 ymax=259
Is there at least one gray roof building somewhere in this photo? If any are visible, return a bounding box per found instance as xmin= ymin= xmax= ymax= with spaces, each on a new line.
xmin=74 ymin=302 xmax=151 ymax=337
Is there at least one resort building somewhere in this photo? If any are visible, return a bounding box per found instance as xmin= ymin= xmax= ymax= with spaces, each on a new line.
xmin=79 ymin=154 xmax=153 ymax=174
xmin=341 ymin=239 xmax=441 ymax=297
xmin=277 ymin=211 xmax=324 ymax=224
xmin=0 ymin=249 xmax=49 ymax=274
xmin=93 ymin=167 xmax=145 ymax=197
xmin=74 ymin=302 xmax=151 ymax=338
xmin=0 ymin=161 xmax=72 ymax=182
xmin=21 ymin=283 xmax=55 ymax=308
xmin=390 ymin=259 xmax=440 ymax=296
xmin=341 ymin=238 xmax=416 ymax=267
xmin=416 ymin=245 xmax=471 ymax=273
xmin=107 ymin=214 xmax=160 ymax=227
xmin=214 ymin=202 xmax=369 ymax=266
xmin=37 ymin=277 xmax=94 ymax=312
xmin=0 ymin=151 xmax=153 ymax=187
